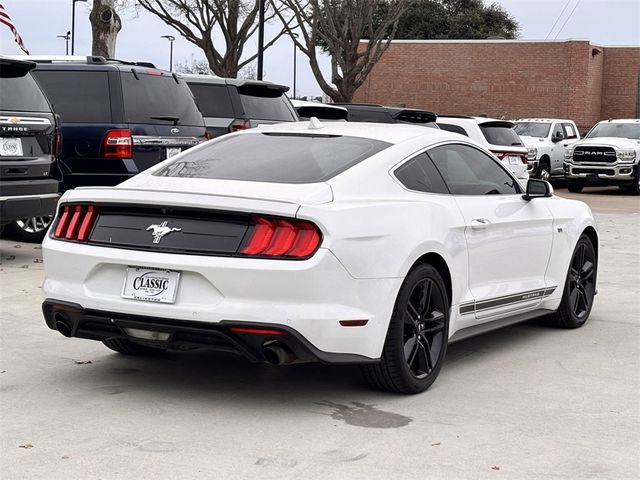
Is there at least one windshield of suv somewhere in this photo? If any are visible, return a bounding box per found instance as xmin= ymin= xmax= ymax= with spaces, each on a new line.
xmin=514 ymin=122 xmax=551 ymax=138
xmin=586 ymin=122 xmax=640 ymax=139
xmin=155 ymin=133 xmax=390 ymax=183
xmin=480 ymin=122 xmax=523 ymax=146
xmin=122 ymin=71 xmax=203 ymax=126
xmin=0 ymin=73 xmax=51 ymax=113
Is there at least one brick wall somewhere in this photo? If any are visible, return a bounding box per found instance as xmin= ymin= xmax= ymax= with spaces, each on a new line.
xmin=353 ymin=40 xmax=639 ymax=132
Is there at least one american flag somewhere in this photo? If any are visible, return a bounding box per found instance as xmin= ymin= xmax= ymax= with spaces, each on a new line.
xmin=0 ymin=3 xmax=29 ymax=54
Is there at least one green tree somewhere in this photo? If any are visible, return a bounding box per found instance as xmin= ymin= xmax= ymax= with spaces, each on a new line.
xmin=381 ymin=0 xmax=519 ymax=40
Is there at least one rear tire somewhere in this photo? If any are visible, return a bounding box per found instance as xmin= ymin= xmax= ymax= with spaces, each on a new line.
xmin=102 ymin=338 xmax=167 ymax=356
xmin=551 ymin=234 xmax=596 ymax=329
xmin=4 ymin=216 xmax=53 ymax=243
xmin=361 ymin=264 xmax=449 ymax=394
xmin=566 ymin=182 xmax=584 ymax=193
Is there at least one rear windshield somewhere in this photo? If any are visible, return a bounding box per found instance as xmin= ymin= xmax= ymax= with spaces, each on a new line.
xmin=514 ymin=122 xmax=551 ymax=138
xmin=32 ymin=70 xmax=111 ymax=122
xmin=121 ymin=71 xmax=203 ymax=126
xmin=480 ymin=122 xmax=523 ymax=146
xmin=347 ymin=109 xmax=393 ymax=123
xmin=238 ymin=85 xmax=296 ymax=121
xmin=187 ymin=83 xmax=235 ymax=118
xmin=155 ymin=133 xmax=390 ymax=183
xmin=0 ymin=73 xmax=51 ymax=113
xmin=586 ymin=123 xmax=640 ymax=139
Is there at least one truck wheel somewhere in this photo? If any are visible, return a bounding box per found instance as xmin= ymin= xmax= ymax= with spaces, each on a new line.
xmin=4 ymin=216 xmax=53 ymax=243
xmin=566 ymin=182 xmax=583 ymax=193
xmin=629 ymin=166 xmax=640 ymax=195
xmin=537 ymin=161 xmax=551 ymax=181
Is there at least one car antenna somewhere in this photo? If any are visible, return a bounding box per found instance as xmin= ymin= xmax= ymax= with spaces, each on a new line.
xmin=308 ymin=117 xmax=324 ymax=130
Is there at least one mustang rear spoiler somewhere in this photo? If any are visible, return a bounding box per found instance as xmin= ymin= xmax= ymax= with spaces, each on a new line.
xmin=392 ymin=109 xmax=438 ymax=124
xmin=296 ymin=105 xmax=348 ymax=121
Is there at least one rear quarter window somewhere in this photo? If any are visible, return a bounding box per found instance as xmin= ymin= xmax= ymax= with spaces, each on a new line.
xmin=155 ymin=133 xmax=390 ymax=183
xmin=438 ymin=123 xmax=469 ymax=136
xmin=187 ymin=83 xmax=235 ymax=118
xmin=32 ymin=70 xmax=111 ymax=122
xmin=121 ymin=71 xmax=203 ymax=126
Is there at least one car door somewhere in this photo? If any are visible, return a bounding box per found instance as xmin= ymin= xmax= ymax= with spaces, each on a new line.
xmin=549 ymin=122 xmax=566 ymax=173
xmin=428 ymin=143 xmax=554 ymax=320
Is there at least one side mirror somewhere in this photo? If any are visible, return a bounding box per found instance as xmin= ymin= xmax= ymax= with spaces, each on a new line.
xmin=551 ymin=132 xmax=564 ymax=142
xmin=523 ymin=179 xmax=553 ymax=200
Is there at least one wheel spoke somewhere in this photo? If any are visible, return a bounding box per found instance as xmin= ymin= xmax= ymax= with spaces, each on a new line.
xmin=580 ymin=261 xmax=594 ymax=281
xmin=577 ymin=285 xmax=589 ymax=311
xmin=404 ymin=336 xmax=418 ymax=364
xmin=419 ymin=281 xmax=432 ymax=317
xmin=406 ymin=302 xmax=420 ymax=323
xmin=417 ymin=338 xmax=432 ymax=374
xmin=569 ymin=284 xmax=579 ymax=314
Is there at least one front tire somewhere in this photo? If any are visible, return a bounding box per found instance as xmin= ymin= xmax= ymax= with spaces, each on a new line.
xmin=537 ymin=161 xmax=551 ymax=182
xmin=361 ymin=264 xmax=449 ymax=394
xmin=566 ymin=182 xmax=584 ymax=193
xmin=103 ymin=338 xmax=167 ymax=356
xmin=552 ymin=234 xmax=597 ymax=329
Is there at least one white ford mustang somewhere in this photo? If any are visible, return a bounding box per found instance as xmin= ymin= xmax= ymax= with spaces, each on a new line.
xmin=42 ymin=121 xmax=598 ymax=394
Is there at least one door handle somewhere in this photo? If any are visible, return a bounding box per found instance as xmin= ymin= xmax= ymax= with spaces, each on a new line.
xmin=470 ymin=218 xmax=491 ymax=230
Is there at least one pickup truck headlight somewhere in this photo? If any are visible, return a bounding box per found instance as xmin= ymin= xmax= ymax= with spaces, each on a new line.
xmin=564 ymin=147 xmax=574 ymax=160
xmin=527 ymin=146 xmax=537 ymax=160
xmin=617 ymin=150 xmax=636 ymax=163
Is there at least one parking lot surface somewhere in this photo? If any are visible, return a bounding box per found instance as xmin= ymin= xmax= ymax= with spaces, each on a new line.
xmin=1 ymin=186 xmax=638 ymax=480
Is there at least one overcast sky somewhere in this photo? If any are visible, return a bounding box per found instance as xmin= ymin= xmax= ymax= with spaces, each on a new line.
xmin=1 ymin=0 xmax=639 ymax=98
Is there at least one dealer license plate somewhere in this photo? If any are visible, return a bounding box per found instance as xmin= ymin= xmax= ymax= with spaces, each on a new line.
xmin=122 ymin=267 xmax=180 ymax=304
xmin=508 ymin=156 xmax=521 ymax=165
xmin=166 ymin=147 xmax=182 ymax=158
xmin=0 ymin=137 xmax=23 ymax=156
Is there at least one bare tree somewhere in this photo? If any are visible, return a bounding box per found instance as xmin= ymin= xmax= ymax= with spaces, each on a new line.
xmin=176 ymin=55 xmax=258 ymax=78
xmin=137 ymin=0 xmax=290 ymax=78
xmin=90 ymin=0 xmax=122 ymax=57
xmin=275 ymin=0 xmax=408 ymax=102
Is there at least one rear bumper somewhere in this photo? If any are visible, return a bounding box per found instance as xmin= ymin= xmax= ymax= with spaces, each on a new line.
xmin=41 ymin=238 xmax=402 ymax=359
xmin=0 ymin=192 xmax=59 ymax=224
xmin=42 ymin=300 xmax=374 ymax=364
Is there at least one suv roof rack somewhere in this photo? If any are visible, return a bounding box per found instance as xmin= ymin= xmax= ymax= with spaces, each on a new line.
xmin=8 ymin=55 xmax=156 ymax=68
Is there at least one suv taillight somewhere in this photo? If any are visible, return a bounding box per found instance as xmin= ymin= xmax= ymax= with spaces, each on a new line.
xmin=53 ymin=204 xmax=98 ymax=242
xmin=240 ymin=216 xmax=322 ymax=258
xmin=229 ymin=119 xmax=251 ymax=133
xmin=102 ymin=129 xmax=133 ymax=158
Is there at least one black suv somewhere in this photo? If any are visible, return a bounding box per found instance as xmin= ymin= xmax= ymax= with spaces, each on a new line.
xmin=0 ymin=57 xmax=60 ymax=242
xmin=334 ymin=104 xmax=439 ymax=127
xmin=181 ymin=74 xmax=297 ymax=138
xmin=30 ymin=56 xmax=206 ymax=191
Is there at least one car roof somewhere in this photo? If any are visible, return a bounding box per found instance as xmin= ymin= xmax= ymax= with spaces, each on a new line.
xmin=179 ymin=73 xmax=289 ymax=91
xmin=246 ymin=120 xmax=453 ymax=145
xmin=8 ymin=55 xmax=162 ymax=72
xmin=514 ymin=118 xmax=575 ymax=123
xmin=596 ymin=118 xmax=640 ymax=124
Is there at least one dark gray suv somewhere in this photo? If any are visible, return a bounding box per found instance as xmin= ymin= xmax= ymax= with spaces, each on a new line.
xmin=0 ymin=57 xmax=60 ymax=242
xmin=181 ymin=74 xmax=298 ymax=138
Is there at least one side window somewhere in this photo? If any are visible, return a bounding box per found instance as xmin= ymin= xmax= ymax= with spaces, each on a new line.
xmin=428 ymin=144 xmax=521 ymax=195
xmin=552 ymin=123 xmax=564 ymax=139
xmin=394 ymin=153 xmax=449 ymax=194
xmin=437 ymin=123 xmax=469 ymax=137
xmin=188 ymin=83 xmax=235 ymax=118
xmin=31 ymin=70 xmax=111 ymax=123
xmin=562 ymin=123 xmax=577 ymax=139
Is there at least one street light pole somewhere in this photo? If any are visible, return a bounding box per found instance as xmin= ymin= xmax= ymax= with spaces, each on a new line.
xmin=57 ymin=31 xmax=71 ymax=55
xmin=161 ymin=35 xmax=175 ymax=72
xmin=257 ymin=0 xmax=265 ymax=80
xmin=291 ymin=33 xmax=299 ymax=99
xmin=71 ymin=0 xmax=87 ymax=55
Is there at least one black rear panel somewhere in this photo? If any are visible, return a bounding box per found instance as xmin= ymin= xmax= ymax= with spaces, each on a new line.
xmin=88 ymin=205 xmax=250 ymax=255
xmin=573 ymin=146 xmax=616 ymax=163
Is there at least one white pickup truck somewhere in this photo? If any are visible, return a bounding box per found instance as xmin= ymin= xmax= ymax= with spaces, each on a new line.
xmin=564 ymin=119 xmax=640 ymax=195
xmin=513 ymin=118 xmax=581 ymax=181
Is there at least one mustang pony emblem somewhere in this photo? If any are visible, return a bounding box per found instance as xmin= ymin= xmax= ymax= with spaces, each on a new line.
xmin=146 ymin=221 xmax=182 ymax=244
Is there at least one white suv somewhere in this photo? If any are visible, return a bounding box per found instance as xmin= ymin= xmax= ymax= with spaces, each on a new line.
xmin=514 ymin=118 xmax=580 ymax=181
xmin=564 ymin=119 xmax=640 ymax=195
xmin=437 ymin=116 xmax=529 ymax=181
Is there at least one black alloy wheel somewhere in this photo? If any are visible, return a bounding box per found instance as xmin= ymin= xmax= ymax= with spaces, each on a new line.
xmin=362 ymin=264 xmax=449 ymax=394
xmin=553 ymin=234 xmax=597 ymax=328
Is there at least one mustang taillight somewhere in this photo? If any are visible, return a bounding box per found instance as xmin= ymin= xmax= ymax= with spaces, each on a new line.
xmin=53 ymin=204 xmax=98 ymax=242
xmin=240 ymin=216 xmax=322 ymax=259
xmin=102 ymin=129 xmax=133 ymax=159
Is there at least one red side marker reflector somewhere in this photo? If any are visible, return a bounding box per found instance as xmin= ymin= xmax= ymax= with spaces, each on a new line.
xmin=339 ymin=320 xmax=369 ymax=327
xmin=228 ymin=326 xmax=288 ymax=336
